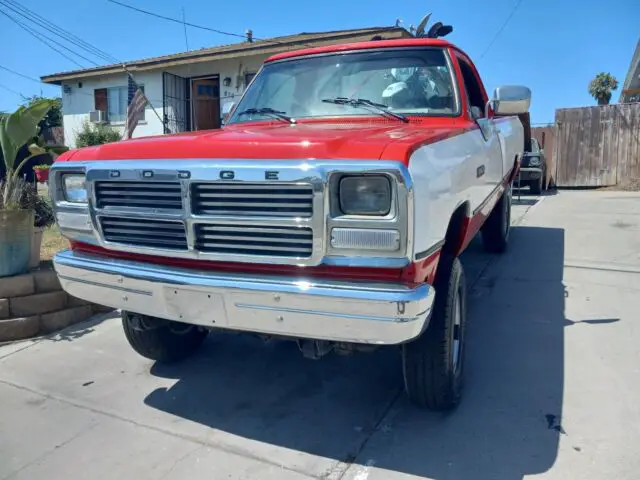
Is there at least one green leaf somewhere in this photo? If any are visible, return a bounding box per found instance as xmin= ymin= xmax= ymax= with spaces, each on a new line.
xmin=0 ymin=98 xmax=56 ymax=175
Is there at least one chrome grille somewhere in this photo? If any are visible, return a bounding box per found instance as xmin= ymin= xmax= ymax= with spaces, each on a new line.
xmin=100 ymin=217 xmax=188 ymax=250
xmin=191 ymin=183 xmax=313 ymax=217
xmin=195 ymin=224 xmax=313 ymax=257
xmin=95 ymin=181 xmax=183 ymax=210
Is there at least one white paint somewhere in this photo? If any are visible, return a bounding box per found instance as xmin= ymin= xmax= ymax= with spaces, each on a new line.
xmin=59 ymin=54 xmax=266 ymax=148
xmin=352 ymin=459 xmax=376 ymax=480
xmin=408 ymin=117 xmax=524 ymax=257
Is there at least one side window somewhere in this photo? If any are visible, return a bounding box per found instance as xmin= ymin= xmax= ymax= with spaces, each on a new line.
xmin=457 ymin=57 xmax=486 ymax=118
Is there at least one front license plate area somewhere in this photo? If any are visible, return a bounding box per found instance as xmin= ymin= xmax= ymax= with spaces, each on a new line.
xmin=163 ymin=287 xmax=227 ymax=325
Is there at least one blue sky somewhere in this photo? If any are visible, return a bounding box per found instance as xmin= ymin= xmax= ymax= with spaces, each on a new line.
xmin=1 ymin=0 xmax=638 ymax=124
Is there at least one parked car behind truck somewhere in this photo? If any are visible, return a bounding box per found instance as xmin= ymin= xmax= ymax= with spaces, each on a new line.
xmin=50 ymin=37 xmax=530 ymax=410
xmin=517 ymin=137 xmax=548 ymax=194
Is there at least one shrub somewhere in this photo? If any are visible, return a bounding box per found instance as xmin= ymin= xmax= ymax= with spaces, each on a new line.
xmin=75 ymin=121 xmax=122 ymax=147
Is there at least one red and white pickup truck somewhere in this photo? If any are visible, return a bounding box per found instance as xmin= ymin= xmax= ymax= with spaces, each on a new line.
xmin=50 ymin=37 xmax=529 ymax=410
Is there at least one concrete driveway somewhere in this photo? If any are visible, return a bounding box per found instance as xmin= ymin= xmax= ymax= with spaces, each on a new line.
xmin=1 ymin=190 xmax=639 ymax=480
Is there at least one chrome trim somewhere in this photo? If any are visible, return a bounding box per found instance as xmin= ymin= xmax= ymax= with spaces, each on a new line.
xmin=54 ymin=249 xmax=434 ymax=345
xmin=50 ymin=159 xmax=413 ymax=268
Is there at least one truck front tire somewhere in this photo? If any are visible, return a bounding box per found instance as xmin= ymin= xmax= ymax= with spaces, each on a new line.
xmin=481 ymin=185 xmax=511 ymax=253
xmin=402 ymin=255 xmax=467 ymax=410
xmin=122 ymin=312 xmax=208 ymax=363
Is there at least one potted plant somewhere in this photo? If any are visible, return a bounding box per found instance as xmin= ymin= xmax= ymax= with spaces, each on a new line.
xmin=33 ymin=164 xmax=50 ymax=183
xmin=0 ymin=99 xmax=56 ymax=277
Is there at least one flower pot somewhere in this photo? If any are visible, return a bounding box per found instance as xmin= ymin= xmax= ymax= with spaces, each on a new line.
xmin=0 ymin=210 xmax=34 ymax=277
xmin=34 ymin=169 xmax=50 ymax=183
xmin=30 ymin=226 xmax=44 ymax=269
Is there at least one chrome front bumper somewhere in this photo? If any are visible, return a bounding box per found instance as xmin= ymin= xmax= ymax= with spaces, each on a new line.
xmin=53 ymin=250 xmax=434 ymax=345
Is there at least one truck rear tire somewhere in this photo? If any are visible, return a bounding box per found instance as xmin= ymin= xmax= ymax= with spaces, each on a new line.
xmin=402 ymin=255 xmax=467 ymax=410
xmin=481 ymin=185 xmax=511 ymax=253
xmin=122 ymin=311 xmax=208 ymax=363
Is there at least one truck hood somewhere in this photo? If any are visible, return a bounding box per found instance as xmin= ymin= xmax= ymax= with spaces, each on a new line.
xmin=62 ymin=120 xmax=471 ymax=164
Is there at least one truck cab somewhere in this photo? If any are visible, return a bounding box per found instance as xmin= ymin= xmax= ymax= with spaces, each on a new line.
xmin=50 ymin=37 xmax=530 ymax=410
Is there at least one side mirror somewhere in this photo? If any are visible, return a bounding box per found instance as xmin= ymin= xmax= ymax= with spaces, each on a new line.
xmin=221 ymin=102 xmax=236 ymax=125
xmin=488 ymin=85 xmax=531 ymax=116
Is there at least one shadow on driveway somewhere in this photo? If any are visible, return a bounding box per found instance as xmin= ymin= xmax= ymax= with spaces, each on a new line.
xmin=143 ymin=226 xmax=569 ymax=479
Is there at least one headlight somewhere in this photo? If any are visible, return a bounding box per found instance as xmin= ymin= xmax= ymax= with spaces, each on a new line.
xmin=62 ymin=174 xmax=88 ymax=203
xmin=339 ymin=175 xmax=391 ymax=215
xmin=528 ymin=156 xmax=541 ymax=167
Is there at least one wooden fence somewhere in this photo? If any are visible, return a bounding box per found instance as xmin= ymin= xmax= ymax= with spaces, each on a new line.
xmin=553 ymin=103 xmax=640 ymax=187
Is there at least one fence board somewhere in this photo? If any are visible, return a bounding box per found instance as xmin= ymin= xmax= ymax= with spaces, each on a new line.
xmin=554 ymin=103 xmax=640 ymax=187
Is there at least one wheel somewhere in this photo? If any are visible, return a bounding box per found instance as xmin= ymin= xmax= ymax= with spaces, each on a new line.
xmin=122 ymin=311 xmax=208 ymax=363
xmin=481 ymin=185 xmax=511 ymax=253
xmin=402 ymin=255 xmax=467 ymax=410
xmin=529 ymin=176 xmax=542 ymax=195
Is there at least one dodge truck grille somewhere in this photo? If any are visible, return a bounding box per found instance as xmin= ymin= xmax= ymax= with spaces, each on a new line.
xmin=195 ymin=224 xmax=313 ymax=257
xmin=100 ymin=217 xmax=188 ymax=250
xmin=191 ymin=183 xmax=313 ymax=217
xmin=95 ymin=181 xmax=183 ymax=210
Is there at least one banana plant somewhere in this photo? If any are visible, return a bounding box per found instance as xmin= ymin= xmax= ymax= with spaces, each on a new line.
xmin=0 ymin=99 xmax=56 ymax=210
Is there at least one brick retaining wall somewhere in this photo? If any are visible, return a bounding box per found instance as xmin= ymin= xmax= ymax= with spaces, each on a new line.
xmin=0 ymin=269 xmax=112 ymax=342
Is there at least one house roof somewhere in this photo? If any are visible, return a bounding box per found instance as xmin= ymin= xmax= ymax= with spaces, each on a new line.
xmin=620 ymin=38 xmax=640 ymax=102
xmin=41 ymin=27 xmax=410 ymax=85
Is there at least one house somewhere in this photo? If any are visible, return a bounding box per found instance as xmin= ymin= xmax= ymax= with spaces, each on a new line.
xmin=620 ymin=38 xmax=640 ymax=103
xmin=41 ymin=27 xmax=410 ymax=147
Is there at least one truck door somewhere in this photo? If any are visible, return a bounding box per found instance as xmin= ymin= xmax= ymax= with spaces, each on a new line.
xmin=455 ymin=54 xmax=503 ymax=210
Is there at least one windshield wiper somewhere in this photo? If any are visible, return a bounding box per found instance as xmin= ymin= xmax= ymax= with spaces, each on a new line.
xmin=236 ymin=107 xmax=296 ymax=124
xmin=322 ymin=97 xmax=409 ymax=123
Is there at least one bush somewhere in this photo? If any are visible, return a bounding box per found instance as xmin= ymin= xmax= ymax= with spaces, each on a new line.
xmin=75 ymin=121 xmax=122 ymax=147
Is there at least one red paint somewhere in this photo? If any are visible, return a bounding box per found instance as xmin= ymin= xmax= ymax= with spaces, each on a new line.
xmin=400 ymin=250 xmax=441 ymax=285
xmin=266 ymin=38 xmax=453 ymax=63
xmin=455 ymin=165 xmax=516 ymax=255
xmin=58 ymin=120 xmax=473 ymax=166
xmin=70 ymin=241 xmax=407 ymax=283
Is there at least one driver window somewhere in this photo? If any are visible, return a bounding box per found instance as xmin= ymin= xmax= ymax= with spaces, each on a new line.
xmin=458 ymin=57 xmax=485 ymax=118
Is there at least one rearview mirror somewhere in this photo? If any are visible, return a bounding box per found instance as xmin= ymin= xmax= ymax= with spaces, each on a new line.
xmin=489 ymin=85 xmax=531 ymax=116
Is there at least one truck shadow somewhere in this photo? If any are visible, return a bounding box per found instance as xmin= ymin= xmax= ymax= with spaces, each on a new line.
xmin=144 ymin=226 xmax=567 ymax=479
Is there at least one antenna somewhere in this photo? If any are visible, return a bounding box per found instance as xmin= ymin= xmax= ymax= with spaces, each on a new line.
xmin=181 ymin=6 xmax=189 ymax=51
xmin=415 ymin=13 xmax=431 ymax=37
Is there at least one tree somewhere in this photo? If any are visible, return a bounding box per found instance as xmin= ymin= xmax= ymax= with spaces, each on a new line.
xmin=20 ymin=95 xmax=62 ymax=129
xmin=588 ymin=73 xmax=619 ymax=106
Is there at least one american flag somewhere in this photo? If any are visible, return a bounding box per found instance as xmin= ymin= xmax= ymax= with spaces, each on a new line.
xmin=124 ymin=74 xmax=148 ymax=140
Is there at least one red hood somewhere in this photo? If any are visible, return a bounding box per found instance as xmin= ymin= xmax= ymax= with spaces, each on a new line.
xmin=61 ymin=119 xmax=473 ymax=165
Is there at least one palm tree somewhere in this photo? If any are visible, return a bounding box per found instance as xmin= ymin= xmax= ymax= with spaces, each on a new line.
xmin=588 ymin=73 xmax=619 ymax=106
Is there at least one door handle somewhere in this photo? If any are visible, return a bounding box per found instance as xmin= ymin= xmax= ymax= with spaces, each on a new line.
xmin=477 ymin=165 xmax=485 ymax=178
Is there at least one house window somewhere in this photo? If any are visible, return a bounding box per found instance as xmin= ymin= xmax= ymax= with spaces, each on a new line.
xmin=244 ymin=72 xmax=256 ymax=89
xmin=94 ymin=85 xmax=145 ymax=123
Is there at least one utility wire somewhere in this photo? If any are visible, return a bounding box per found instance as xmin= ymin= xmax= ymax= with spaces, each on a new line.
xmin=0 ymin=81 xmax=22 ymax=97
xmin=0 ymin=7 xmax=90 ymax=68
xmin=106 ymin=0 xmax=316 ymax=48
xmin=0 ymin=64 xmax=43 ymax=84
xmin=2 ymin=0 xmax=119 ymax=65
xmin=479 ymin=0 xmax=525 ymax=59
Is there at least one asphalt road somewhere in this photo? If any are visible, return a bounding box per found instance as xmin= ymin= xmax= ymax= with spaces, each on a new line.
xmin=1 ymin=189 xmax=639 ymax=480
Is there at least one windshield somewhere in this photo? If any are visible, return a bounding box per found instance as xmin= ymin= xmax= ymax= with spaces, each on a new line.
xmin=228 ymin=48 xmax=457 ymax=124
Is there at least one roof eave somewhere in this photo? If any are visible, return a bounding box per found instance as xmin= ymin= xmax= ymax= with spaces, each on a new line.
xmin=40 ymin=27 xmax=409 ymax=85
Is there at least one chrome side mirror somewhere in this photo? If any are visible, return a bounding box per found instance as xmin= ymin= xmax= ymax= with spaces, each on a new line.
xmin=486 ymin=85 xmax=531 ymax=116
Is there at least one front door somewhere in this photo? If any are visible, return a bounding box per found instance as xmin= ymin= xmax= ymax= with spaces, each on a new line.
xmin=192 ymin=77 xmax=221 ymax=131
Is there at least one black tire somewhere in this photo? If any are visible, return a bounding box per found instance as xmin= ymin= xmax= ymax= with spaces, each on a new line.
xmin=529 ymin=177 xmax=542 ymax=195
xmin=481 ymin=185 xmax=511 ymax=253
xmin=122 ymin=311 xmax=208 ymax=363
xmin=402 ymin=255 xmax=467 ymax=410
